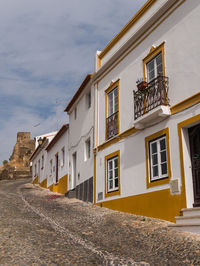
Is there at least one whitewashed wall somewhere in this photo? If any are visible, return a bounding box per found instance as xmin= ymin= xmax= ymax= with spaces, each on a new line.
xmin=68 ymin=81 xmax=94 ymax=190
xmin=47 ymin=130 xmax=69 ymax=188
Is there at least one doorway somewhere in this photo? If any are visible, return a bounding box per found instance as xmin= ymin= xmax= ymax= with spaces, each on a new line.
xmin=72 ymin=152 xmax=77 ymax=189
xmin=55 ymin=154 xmax=59 ymax=184
xmin=188 ymin=124 xmax=200 ymax=207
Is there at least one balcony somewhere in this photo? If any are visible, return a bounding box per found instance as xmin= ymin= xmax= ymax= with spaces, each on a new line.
xmin=106 ymin=111 xmax=118 ymax=140
xmin=133 ymin=75 xmax=170 ymax=129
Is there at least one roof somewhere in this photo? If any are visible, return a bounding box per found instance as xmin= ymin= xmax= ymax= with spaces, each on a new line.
xmin=30 ymin=137 xmax=47 ymax=161
xmin=99 ymin=0 xmax=157 ymax=59
xmin=64 ymin=74 xmax=92 ymax=113
xmin=46 ymin=124 xmax=69 ymax=151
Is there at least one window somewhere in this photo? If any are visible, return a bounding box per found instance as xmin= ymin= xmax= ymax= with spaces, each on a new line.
xmin=38 ymin=160 xmax=40 ymax=176
xmin=143 ymin=42 xmax=165 ymax=82
xmin=86 ymin=91 xmax=91 ymax=109
xmin=108 ymin=87 xmax=118 ymax=117
xmin=61 ymin=147 xmax=65 ymax=167
xmin=105 ymin=150 xmax=120 ymax=198
xmin=74 ymin=107 xmax=77 ymax=120
xmin=85 ymin=138 xmax=91 ymax=161
xmin=105 ymin=80 xmax=119 ymax=140
xmin=41 ymin=155 xmax=44 ymax=170
xmin=149 ymin=135 xmax=167 ymax=181
xmin=146 ymin=52 xmax=163 ymax=82
xmin=145 ymin=128 xmax=171 ymax=188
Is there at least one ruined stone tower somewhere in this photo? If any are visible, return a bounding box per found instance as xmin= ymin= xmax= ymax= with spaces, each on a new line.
xmin=0 ymin=132 xmax=35 ymax=180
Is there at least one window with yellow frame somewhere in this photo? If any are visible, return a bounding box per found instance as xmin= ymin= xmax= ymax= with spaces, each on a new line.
xmin=145 ymin=128 xmax=171 ymax=188
xmin=105 ymin=150 xmax=121 ymax=198
xmin=105 ymin=79 xmax=120 ymax=140
xmin=143 ymin=42 xmax=165 ymax=82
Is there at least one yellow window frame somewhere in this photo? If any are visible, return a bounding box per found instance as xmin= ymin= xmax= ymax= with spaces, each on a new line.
xmin=145 ymin=128 xmax=171 ymax=188
xmin=143 ymin=42 xmax=166 ymax=81
xmin=105 ymin=79 xmax=120 ymax=140
xmin=105 ymin=150 xmax=121 ymax=198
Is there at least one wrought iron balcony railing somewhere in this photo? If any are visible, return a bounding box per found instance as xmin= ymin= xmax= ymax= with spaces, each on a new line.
xmin=106 ymin=111 xmax=118 ymax=140
xmin=133 ymin=75 xmax=169 ymax=120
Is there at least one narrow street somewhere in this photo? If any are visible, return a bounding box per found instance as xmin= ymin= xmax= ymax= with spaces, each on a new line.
xmin=0 ymin=179 xmax=200 ymax=265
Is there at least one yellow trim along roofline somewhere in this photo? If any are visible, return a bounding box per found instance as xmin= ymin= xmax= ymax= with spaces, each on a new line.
xmin=99 ymin=0 xmax=158 ymax=59
xmin=105 ymin=150 xmax=121 ymax=198
xmin=93 ymin=0 xmax=185 ymax=84
xmin=145 ymin=128 xmax=171 ymax=188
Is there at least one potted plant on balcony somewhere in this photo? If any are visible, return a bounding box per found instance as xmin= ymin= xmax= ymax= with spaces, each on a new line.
xmin=136 ymin=78 xmax=148 ymax=91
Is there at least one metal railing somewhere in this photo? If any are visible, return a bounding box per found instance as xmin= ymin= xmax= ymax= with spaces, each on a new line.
xmin=106 ymin=111 xmax=118 ymax=140
xmin=133 ymin=75 xmax=169 ymax=120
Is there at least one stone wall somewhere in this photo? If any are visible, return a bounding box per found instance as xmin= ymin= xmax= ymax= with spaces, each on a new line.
xmin=0 ymin=132 xmax=35 ymax=180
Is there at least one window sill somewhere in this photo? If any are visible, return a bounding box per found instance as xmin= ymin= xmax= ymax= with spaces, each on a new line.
xmin=147 ymin=176 xmax=169 ymax=188
xmin=105 ymin=189 xmax=120 ymax=198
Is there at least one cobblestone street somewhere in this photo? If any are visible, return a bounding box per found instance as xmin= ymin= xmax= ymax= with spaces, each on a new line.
xmin=0 ymin=179 xmax=200 ymax=265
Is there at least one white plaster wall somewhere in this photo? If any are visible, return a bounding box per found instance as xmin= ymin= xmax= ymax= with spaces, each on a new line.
xmin=101 ymin=0 xmax=170 ymax=66
xmin=96 ymin=104 xmax=200 ymax=204
xmin=46 ymin=130 xmax=69 ymax=188
xmin=68 ymin=82 xmax=94 ymax=190
xmin=97 ymin=0 xmax=200 ymax=146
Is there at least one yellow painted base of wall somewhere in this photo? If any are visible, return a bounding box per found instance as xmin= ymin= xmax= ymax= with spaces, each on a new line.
xmin=32 ymin=176 xmax=38 ymax=184
xmin=40 ymin=178 xmax=47 ymax=188
xmin=47 ymin=174 xmax=68 ymax=195
xmin=97 ymin=189 xmax=186 ymax=222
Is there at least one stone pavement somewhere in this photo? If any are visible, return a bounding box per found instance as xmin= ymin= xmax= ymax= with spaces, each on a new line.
xmin=0 ymin=179 xmax=200 ymax=265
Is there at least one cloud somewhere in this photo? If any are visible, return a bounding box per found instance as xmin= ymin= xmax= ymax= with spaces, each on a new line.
xmin=0 ymin=0 xmax=147 ymax=163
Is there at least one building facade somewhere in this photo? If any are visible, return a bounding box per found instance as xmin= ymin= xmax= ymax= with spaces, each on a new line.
xmin=93 ymin=0 xmax=200 ymax=222
xmin=65 ymin=74 xmax=94 ymax=203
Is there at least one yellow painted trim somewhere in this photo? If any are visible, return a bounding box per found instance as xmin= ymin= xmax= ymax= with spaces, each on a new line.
xmin=171 ymin=92 xmax=200 ymax=115
xmin=145 ymin=128 xmax=171 ymax=188
xmin=94 ymin=0 xmax=185 ymax=85
xmin=97 ymin=188 xmax=183 ymax=222
xmin=94 ymin=149 xmax=97 ymax=204
xmin=143 ymin=42 xmax=165 ymax=81
xmin=33 ymin=176 xmax=38 ymax=184
xmin=97 ymin=54 xmax=101 ymax=69
xmin=177 ymin=114 xmax=200 ymax=207
xmin=40 ymin=178 xmax=47 ymax=188
xmin=105 ymin=79 xmax=120 ymax=140
xmin=47 ymin=174 xmax=68 ymax=195
xmin=99 ymin=0 xmax=158 ymax=59
xmin=98 ymin=126 xmax=139 ymax=152
xmin=105 ymin=150 xmax=121 ymax=198
xmin=96 ymin=82 xmax=99 ymax=147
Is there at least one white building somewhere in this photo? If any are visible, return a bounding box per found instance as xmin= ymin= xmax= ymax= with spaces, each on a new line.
xmin=92 ymin=0 xmax=200 ymax=227
xmin=64 ymin=74 xmax=94 ymax=202
xmin=45 ymin=124 xmax=69 ymax=194
xmin=30 ymin=132 xmax=57 ymax=186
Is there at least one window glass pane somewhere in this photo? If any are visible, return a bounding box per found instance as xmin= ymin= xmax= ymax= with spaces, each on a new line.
xmin=156 ymin=53 xmax=162 ymax=65
xmin=108 ymin=93 xmax=113 ymax=116
xmin=151 ymin=142 xmax=157 ymax=154
xmin=160 ymin=138 xmax=166 ymax=151
xmin=114 ymin=158 xmax=118 ymax=168
xmin=152 ymin=154 xmax=158 ymax=165
xmin=108 ymin=160 xmax=113 ymax=170
xmin=115 ymin=178 xmax=118 ymax=188
xmin=114 ymin=168 xmax=118 ymax=178
xmin=157 ymin=64 xmax=163 ymax=76
xmin=109 ymin=180 xmax=113 ymax=190
xmin=161 ymin=163 xmax=167 ymax=175
xmin=153 ymin=166 xmax=158 ymax=177
xmin=147 ymin=60 xmax=155 ymax=81
xmin=108 ymin=170 xmax=113 ymax=180
xmin=161 ymin=151 xmax=167 ymax=163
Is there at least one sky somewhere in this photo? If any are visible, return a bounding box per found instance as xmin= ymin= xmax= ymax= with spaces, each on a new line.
xmin=0 ymin=0 xmax=147 ymax=163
